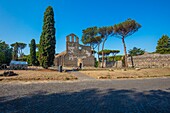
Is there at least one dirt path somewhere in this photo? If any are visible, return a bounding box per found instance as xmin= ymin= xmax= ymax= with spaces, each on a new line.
xmin=70 ymin=71 xmax=96 ymax=81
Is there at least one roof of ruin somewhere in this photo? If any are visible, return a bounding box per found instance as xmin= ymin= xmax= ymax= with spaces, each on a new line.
xmin=10 ymin=60 xmax=28 ymax=65
xmin=55 ymin=51 xmax=66 ymax=58
xmin=66 ymin=33 xmax=78 ymax=38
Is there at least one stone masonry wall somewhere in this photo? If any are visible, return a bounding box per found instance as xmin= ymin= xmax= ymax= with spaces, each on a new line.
xmin=127 ymin=54 xmax=170 ymax=68
xmin=54 ymin=33 xmax=94 ymax=67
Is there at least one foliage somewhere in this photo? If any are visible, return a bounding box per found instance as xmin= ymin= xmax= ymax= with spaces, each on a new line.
xmin=128 ymin=47 xmax=145 ymax=56
xmin=113 ymin=18 xmax=141 ymax=67
xmin=81 ymin=27 xmax=103 ymax=64
xmin=11 ymin=42 xmax=27 ymax=60
xmin=94 ymin=61 xmax=98 ymax=67
xmin=98 ymin=26 xmax=114 ymax=67
xmin=156 ymin=35 xmax=170 ymax=54
xmin=21 ymin=55 xmax=31 ymax=65
xmin=22 ymin=51 xmax=40 ymax=66
xmin=113 ymin=18 xmax=141 ymax=38
xmin=105 ymin=55 xmax=123 ymax=62
xmin=82 ymin=26 xmax=98 ymax=49
xmin=95 ymin=36 xmax=102 ymax=45
xmin=98 ymin=49 xmax=120 ymax=63
xmin=11 ymin=42 xmax=26 ymax=55
xmin=11 ymin=43 xmax=18 ymax=60
xmin=36 ymin=44 xmax=40 ymax=50
xmin=30 ymin=39 xmax=37 ymax=65
xmin=114 ymin=55 xmax=123 ymax=61
xmin=98 ymin=49 xmax=120 ymax=56
xmin=81 ymin=26 xmax=114 ymax=68
xmin=0 ymin=40 xmax=12 ymax=65
xmin=157 ymin=48 xmax=170 ymax=54
xmin=36 ymin=51 xmax=40 ymax=65
xmin=98 ymin=26 xmax=113 ymax=38
xmin=39 ymin=6 xmax=56 ymax=69
xmin=98 ymin=49 xmax=111 ymax=56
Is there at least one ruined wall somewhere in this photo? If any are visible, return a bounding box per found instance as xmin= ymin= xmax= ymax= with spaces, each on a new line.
xmin=99 ymin=61 xmax=122 ymax=68
xmin=113 ymin=61 xmax=123 ymax=68
xmin=82 ymin=56 xmax=94 ymax=66
xmin=127 ymin=54 xmax=170 ymax=68
xmin=54 ymin=57 xmax=59 ymax=66
xmin=64 ymin=36 xmax=79 ymax=67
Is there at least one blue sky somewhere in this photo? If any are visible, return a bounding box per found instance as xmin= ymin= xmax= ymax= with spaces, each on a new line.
xmin=0 ymin=0 xmax=170 ymax=55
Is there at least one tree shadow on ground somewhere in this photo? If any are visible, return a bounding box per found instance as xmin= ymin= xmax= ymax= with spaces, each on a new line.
xmin=0 ymin=88 xmax=170 ymax=113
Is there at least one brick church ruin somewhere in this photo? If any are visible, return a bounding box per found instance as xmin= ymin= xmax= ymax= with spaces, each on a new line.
xmin=54 ymin=33 xmax=95 ymax=67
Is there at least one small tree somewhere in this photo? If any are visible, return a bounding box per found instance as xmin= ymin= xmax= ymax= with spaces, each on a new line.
xmin=128 ymin=47 xmax=145 ymax=68
xmin=113 ymin=55 xmax=123 ymax=61
xmin=113 ymin=19 xmax=141 ymax=68
xmin=98 ymin=49 xmax=120 ymax=66
xmin=11 ymin=42 xmax=18 ymax=60
xmin=110 ymin=50 xmax=120 ymax=62
xmin=156 ymin=35 xmax=170 ymax=54
xmin=39 ymin=6 xmax=56 ymax=69
xmin=30 ymin=39 xmax=36 ymax=66
xmin=18 ymin=43 xmax=27 ymax=57
xmin=128 ymin=47 xmax=145 ymax=56
xmin=82 ymin=27 xmax=102 ymax=62
xmin=98 ymin=26 xmax=113 ymax=68
xmin=82 ymin=26 xmax=98 ymax=50
xmin=11 ymin=42 xmax=27 ymax=60
xmin=0 ymin=41 xmax=12 ymax=65
xmin=98 ymin=49 xmax=111 ymax=64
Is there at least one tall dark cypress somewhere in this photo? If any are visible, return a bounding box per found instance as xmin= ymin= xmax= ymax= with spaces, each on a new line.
xmin=39 ymin=6 xmax=56 ymax=68
xmin=30 ymin=39 xmax=36 ymax=66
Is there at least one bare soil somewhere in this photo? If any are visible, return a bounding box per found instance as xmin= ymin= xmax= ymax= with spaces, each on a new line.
xmin=81 ymin=68 xmax=170 ymax=79
xmin=0 ymin=70 xmax=77 ymax=82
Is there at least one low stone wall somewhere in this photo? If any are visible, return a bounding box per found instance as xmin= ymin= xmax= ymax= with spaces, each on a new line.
xmin=99 ymin=61 xmax=122 ymax=68
xmin=127 ymin=54 xmax=170 ymax=68
xmin=112 ymin=61 xmax=122 ymax=68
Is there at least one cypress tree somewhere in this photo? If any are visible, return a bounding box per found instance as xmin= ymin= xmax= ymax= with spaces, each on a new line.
xmin=30 ymin=39 xmax=36 ymax=66
xmin=39 ymin=6 xmax=56 ymax=69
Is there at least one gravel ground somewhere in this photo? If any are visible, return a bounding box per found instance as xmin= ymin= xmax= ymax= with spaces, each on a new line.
xmin=81 ymin=68 xmax=170 ymax=79
xmin=0 ymin=70 xmax=77 ymax=81
xmin=0 ymin=76 xmax=170 ymax=113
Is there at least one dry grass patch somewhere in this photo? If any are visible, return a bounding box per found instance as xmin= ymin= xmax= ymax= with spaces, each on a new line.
xmin=0 ymin=70 xmax=77 ymax=81
xmin=81 ymin=68 xmax=170 ymax=79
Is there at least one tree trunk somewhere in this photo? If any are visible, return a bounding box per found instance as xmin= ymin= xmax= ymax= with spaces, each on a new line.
xmin=122 ymin=37 xmax=128 ymax=68
xmin=20 ymin=49 xmax=22 ymax=58
xmin=112 ymin=54 xmax=115 ymax=67
xmin=131 ymin=55 xmax=134 ymax=68
xmin=97 ymin=43 xmax=100 ymax=67
xmin=102 ymin=38 xmax=106 ymax=68
xmin=106 ymin=55 xmax=107 ymax=66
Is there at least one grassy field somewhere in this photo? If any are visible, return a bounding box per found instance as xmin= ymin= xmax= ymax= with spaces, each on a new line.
xmin=0 ymin=69 xmax=77 ymax=82
xmin=81 ymin=68 xmax=170 ymax=79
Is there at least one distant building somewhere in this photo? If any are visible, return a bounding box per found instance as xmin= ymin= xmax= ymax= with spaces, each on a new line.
xmin=10 ymin=60 xmax=28 ymax=70
xmin=54 ymin=33 xmax=95 ymax=67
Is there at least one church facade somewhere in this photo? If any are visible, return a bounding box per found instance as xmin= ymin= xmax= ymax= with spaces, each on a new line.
xmin=54 ymin=33 xmax=95 ymax=67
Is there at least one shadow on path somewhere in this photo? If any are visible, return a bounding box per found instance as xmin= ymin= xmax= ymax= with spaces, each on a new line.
xmin=0 ymin=88 xmax=170 ymax=113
